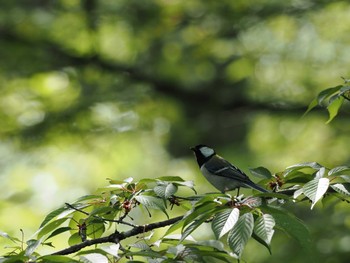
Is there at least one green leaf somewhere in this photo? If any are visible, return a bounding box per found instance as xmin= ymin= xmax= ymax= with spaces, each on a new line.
xmin=326 ymin=96 xmax=344 ymax=123
xmin=135 ymin=195 xmax=169 ymax=218
xmin=261 ymin=206 xmax=312 ymax=253
xmin=156 ymin=176 xmax=185 ymax=182
xmin=44 ymin=227 xmax=72 ymax=241
xmin=254 ymin=214 xmax=275 ymax=247
xmin=303 ymin=178 xmax=329 ymax=209
xmin=39 ymin=206 xmax=67 ymax=228
xmin=303 ymin=97 xmax=318 ymax=116
xmin=154 ymin=183 xmax=178 ymax=198
xmin=68 ymin=232 xmax=82 ymax=246
xmin=227 ymin=213 xmax=254 ymax=258
xmin=182 ymin=202 xmax=218 ymax=228
xmin=330 ymin=183 xmax=350 ymax=196
xmin=317 ymin=85 xmax=342 ymax=105
xmin=86 ymin=222 xmax=105 ymax=239
xmin=37 ymin=218 xmax=69 ymax=239
xmin=180 ymin=210 xmax=215 ymax=242
xmin=249 ymin=167 xmax=272 ymax=179
xmin=38 ymin=255 xmax=80 ymax=262
xmin=212 ymin=208 xmax=240 ymax=239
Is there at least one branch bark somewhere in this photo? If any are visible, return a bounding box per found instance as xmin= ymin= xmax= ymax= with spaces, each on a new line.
xmin=51 ymin=215 xmax=183 ymax=256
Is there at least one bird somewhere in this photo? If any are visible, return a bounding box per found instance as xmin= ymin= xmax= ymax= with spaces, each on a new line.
xmin=190 ymin=144 xmax=268 ymax=194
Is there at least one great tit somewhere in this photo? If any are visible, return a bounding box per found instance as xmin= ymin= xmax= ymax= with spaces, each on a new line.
xmin=191 ymin=144 xmax=268 ymax=193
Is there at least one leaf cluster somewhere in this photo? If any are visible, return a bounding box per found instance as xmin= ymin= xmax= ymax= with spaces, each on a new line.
xmin=1 ymin=162 xmax=349 ymax=262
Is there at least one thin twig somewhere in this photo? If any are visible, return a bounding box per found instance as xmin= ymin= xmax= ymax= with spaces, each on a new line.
xmin=65 ymin=203 xmax=137 ymax=228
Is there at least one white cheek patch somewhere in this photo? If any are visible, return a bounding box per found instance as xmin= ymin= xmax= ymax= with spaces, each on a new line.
xmin=200 ymin=146 xmax=215 ymax=157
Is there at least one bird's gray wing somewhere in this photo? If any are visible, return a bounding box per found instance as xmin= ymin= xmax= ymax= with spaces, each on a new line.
xmin=205 ymin=155 xmax=250 ymax=183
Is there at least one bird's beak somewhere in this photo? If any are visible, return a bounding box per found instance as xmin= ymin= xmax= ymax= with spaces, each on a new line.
xmin=190 ymin=147 xmax=195 ymax=151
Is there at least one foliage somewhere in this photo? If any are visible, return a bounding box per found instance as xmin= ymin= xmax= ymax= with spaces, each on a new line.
xmin=1 ymin=162 xmax=349 ymax=262
xmin=305 ymin=78 xmax=350 ymax=123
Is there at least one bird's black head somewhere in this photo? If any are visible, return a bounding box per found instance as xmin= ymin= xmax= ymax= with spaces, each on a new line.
xmin=190 ymin=144 xmax=216 ymax=167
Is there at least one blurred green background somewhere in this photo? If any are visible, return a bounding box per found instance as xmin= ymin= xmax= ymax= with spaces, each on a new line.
xmin=0 ymin=0 xmax=349 ymax=262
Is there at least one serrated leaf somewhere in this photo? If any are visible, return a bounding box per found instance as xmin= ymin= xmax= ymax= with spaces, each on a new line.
xmin=326 ymin=96 xmax=344 ymax=123
xmin=286 ymin=162 xmax=323 ymax=171
xmin=261 ymin=206 xmax=312 ymax=253
xmin=227 ymin=213 xmax=254 ymax=258
xmin=135 ymin=195 xmax=168 ymax=218
xmin=80 ymin=253 xmax=108 ymax=263
xmin=315 ymin=167 xmax=326 ymax=179
xmin=254 ymin=214 xmax=275 ymax=246
xmin=330 ymin=183 xmax=350 ymax=196
xmin=303 ymin=178 xmax=329 ymax=209
xmin=154 ymin=183 xmax=178 ymax=198
xmin=328 ymin=166 xmax=350 ymax=176
xmin=249 ymin=167 xmax=272 ymax=179
xmin=212 ymin=208 xmax=240 ymax=239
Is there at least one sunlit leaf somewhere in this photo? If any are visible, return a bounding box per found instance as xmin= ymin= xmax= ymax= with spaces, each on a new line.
xmin=326 ymin=96 xmax=344 ymax=124
xmin=254 ymin=214 xmax=275 ymax=246
xmin=227 ymin=213 xmax=254 ymax=258
xmin=303 ymin=178 xmax=329 ymax=209
xmin=212 ymin=208 xmax=240 ymax=239
xmin=80 ymin=253 xmax=108 ymax=263
xmin=154 ymin=183 xmax=178 ymax=198
xmin=328 ymin=166 xmax=350 ymax=176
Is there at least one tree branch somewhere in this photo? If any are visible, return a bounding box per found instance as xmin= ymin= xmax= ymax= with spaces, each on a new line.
xmin=51 ymin=215 xmax=183 ymax=256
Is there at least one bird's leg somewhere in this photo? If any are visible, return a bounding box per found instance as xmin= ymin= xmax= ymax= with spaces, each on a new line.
xmin=236 ymin=187 xmax=240 ymax=197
